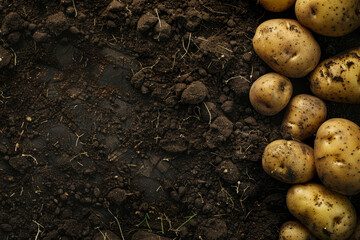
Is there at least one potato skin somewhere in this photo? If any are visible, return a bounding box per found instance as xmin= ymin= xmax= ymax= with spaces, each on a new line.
xmin=295 ymin=0 xmax=360 ymax=37
xmin=315 ymin=118 xmax=360 ymax=195
xmin=253 ymin=19 xmax=321 ymax=78
xmin=281 ymin=94 xmax=327 ymax=141
xmin=259 ymin=0 xmax=296 ymax=12
xmin=249 ymin=73 xmax=293 ymax=116
xmin=287 ymin=183 xmax=357 ymax=240
xmin=309 ymin=47 xmax=360 ymax=104
xmin=262 ymin=140 xmax=315 ymax=184
xmin=279 ymin=221 xmax=316 ymax=240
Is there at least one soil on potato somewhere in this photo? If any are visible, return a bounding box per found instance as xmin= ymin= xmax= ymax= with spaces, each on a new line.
xmin=0 ymin=0 xmax=359 ymax=239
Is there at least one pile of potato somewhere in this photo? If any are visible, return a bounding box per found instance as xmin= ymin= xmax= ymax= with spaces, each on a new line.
xmin=249 ymin=0 xmax=360 ymax=239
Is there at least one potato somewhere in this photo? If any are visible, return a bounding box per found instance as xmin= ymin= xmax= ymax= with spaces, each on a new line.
xmin=287 ymin=183 xmax=357 ymax=240
xmin=314 ymin=118 xmax=360 ymax=195
xmin=295 ymin=0 xmax=360 ymax=37
xmin=309 ymin=47 xmax=360 ymax=104
xmin=253 ymin=19 xmax=321 ymax=78
xmin=259 ymin=0 xmax=296 ymax=12
xmin=279 ymin=221 xmax=316 ymax=240
xmin=249 ymin=73 xmax=293 ymax=116
xmin=349 ymin=219 xmax=360 ymax=240
xmin=262 ymin=140 xmax=315 ymax=184
xmin=281 ymin=94 xmax=327 ymax=141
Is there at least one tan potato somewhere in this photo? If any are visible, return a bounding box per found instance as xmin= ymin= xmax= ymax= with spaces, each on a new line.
xmin=279 ymin=221 xmax=316 ymax=240
xmin=287 ymin=183 xmax=357 ymax=240
xmin=315 ymin=118 xmax=360 ymax=195
xmin=262 ymin=140 xmax=315 ymax=184
xmin=349 ymin=219 xmax=360 ymax=240
xmin=295 ymin=0 xmax=360 ymax=37
xmin=249 ymin=73 xmax=293 ymax=116
xmin=253 ymin=19 xmax=321 ymax=78
xmin=281 ymin=94 xmax=327 ymax=141
xmin=309 ymin=47 xmax=360 ymax=104
xmin=259 ymin=0 xmax=296 ymax=12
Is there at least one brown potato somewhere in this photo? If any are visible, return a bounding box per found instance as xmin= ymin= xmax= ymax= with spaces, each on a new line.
xmin=295 ymin=0 xmax=360 ymax=37
xmin=309 ymin=47 xmax=360 ymax=104
xmin=279 ymin=221 xmax=316 ymax=240
xmin=262 ymin=140 xmax=315 ymax=184
xmin=253 ymin=19 xmax=321 ymax=78
xmin=315 ymin=118 xmax=360 ymax=195
xmin=281 ymin=94 xmax=327 ymax=141
xmin=249 ymin=73 xmax=293 ymax=116
xmin=259 ymin=0 xmax=296 ymax=12
xmin=287 ymin=183 xmax=357 ymax=240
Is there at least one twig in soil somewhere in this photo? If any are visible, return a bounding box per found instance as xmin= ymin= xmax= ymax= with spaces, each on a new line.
xmin=199 ymin=0 xmax=227 ymax=14
xmin=72 ymin=0 xmax=78 ymax=17
xmin=219 ymin=182 xmax=235 ymax=208
xmin=69 ymin=152 xmax=88 ymax=162
xmin=108 ymin=208 xmax=125 ymax=240
xmin=250 ymin=64 xmax=254 ymax=80
xmin=203 ymin=102 xmax=212 ymax=125
xmin=224 ymin=75 xmax=250 ymax=84
xmin=10 ymin=48 xmax=16 ymax=66
xmin=138 ymin=57 xmax=161 ymax=73
xmin=22 ymin=154 xmax=38 ymax=165
xmin=155 ymin=8 xmax=161 ymax=28
xmin=245 ymin=168 xmax=255 ymax=181
xmin=75 ymin=132 xmax=84 ymax=147
xmin=125 ymin=5 xmax=132 ymax=16
xmin=136 ymin=213 xmax=152 ymax=231
xmin=0 ymin=90 xmax=11 ymax=103
xmin=239 ymin=185 xmax=249 ymax=212
xmin=32 ymin=220 xmax=44 ymax=240
xmin=171 ymin=49 xmax=180 ymax=72
xmin=181 ymin=33 xmax=192 ymax=59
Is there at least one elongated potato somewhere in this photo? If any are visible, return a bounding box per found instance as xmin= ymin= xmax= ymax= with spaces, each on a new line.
xmin=259 ymin=0 xmax=296 ymax=12
xmin=315 ymin=118 xmax=360 ymax=195
xmin=262 ymin=140 xmax=315 ymax=184
xmin=309 ymin=47 xmax=360 ymax=104
xmin=295 ymin=0 xmax=360 ymax=37
xmin=253 ymin=19 xmax=321 ymax=78
xmin=281 ymin=94 xmax=327 ymax=141
xmin=249 ymin=72 xmax=293 ymax=116
xmin=279 ymin=221 xmax=316 ymax=240
xmin=287 ymin=183 xmax=357 ymax=240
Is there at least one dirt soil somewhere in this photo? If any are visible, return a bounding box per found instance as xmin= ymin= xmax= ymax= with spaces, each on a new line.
xmin=0 ymin=0 xmax=359 ymax=239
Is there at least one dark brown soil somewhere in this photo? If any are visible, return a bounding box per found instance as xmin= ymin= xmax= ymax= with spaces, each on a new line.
xmin=0 ymin=0 xmax=359 ymax=239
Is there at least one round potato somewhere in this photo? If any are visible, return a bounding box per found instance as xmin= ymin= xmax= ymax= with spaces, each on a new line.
xmin=281 ymin=94 xmax=327 ymax=141
xmin=349 ymin=219 xmax=360 ymax=240
xmin=315 ymin=118 xmax=360 ymax=195
xmin=295 ymin=0 xmax=360 ymax=37
xmin=262 ymin=140 xmax=315 ymax=184
xmin=249 ymin=73 xmax=293 ymax=116
xmin=287 ymin=183 xmax=357 ymax=240
xmin=309 ymin=47 xmax=360 ymax=104
xmin=253 ymin=19 xmax=321 ymax=78
xmin=279 ymin=221 xmax=316 ymax=240
xmin=259 ymin=0 xmax=296 ymax=12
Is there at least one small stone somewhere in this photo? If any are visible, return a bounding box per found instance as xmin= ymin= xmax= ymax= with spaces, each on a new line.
xmin=228 ymin=76 xmax=250 ymax=96
xmin=107 ymin=0 xmax=125 ymax=12
xmin=1 ymin=12 xmax=23 ymax=35
xmin=227 ymin=19 xmax=235 ymax=28
xmin=244 ymin=116 xmax=257 ymax=126
xmin=242 ymin=51 xmax=253 ymax=62
xmin=221 ymin=101 xmax=234 ymax=114
xmin=154 ymin=20 xmax=171 ymax=41
xmin=28 ymin=23 xmax=37 ymax=31
xmin=46 ymin=12 xmax=69 ymax=35
xmin=106 ymin=188 xmax=127 ymax=205
xmin=107 ymin=20 xmax=117 ymax=28
xmin=181 ymin=81 xmax=208 ymax=104
xmin=204 ymin=115 xmax=233 ymax=149
xmin=93 ymin=187 xmax=101 ymax=197
xmin=69 ymin=26 xmax=80 ymax=34
xmin=137 ymin=12 xmax=158 ymax=33
xmin=65 ymin=6 xmax=75 ymax=16
xmin=7 ymin=32 xmax=21 ymax=44
xmin=216 ymin=160 xmax=240 ymax=184
xmin=33 ymin=32 xmax=50 ymax=42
